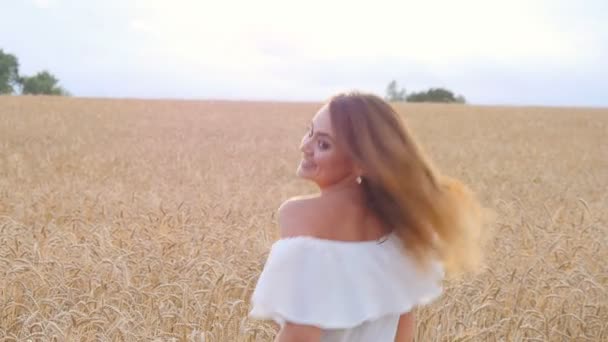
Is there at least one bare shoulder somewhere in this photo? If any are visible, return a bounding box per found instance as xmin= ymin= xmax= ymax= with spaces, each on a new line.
xmin=277 ymin=195 xmax=323 ymax=238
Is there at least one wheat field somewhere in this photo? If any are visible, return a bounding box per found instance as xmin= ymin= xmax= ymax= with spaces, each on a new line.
xmin=0 ymin=96 xmax=606 ymax=341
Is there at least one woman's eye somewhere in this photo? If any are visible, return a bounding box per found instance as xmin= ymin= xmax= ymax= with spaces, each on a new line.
xmin=318 ymin=140 xmax=330 ymax=150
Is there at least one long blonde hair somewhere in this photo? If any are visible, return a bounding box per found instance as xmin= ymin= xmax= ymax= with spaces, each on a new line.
xmin=328 ymin=91 xmax=490 ymax=276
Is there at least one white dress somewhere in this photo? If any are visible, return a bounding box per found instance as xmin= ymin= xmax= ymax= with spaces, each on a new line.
xmin=248 ymin=230 xmax=445 ymax=341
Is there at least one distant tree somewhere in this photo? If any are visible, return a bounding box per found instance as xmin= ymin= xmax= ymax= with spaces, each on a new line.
xmin=455 ymin=94 xmax=466 ymax=104
xmin=385 ymin=80 xmax=407 ymax=102
xmin=406 ymin=87 xmax=466 ymax=104
xmin=21 ymin=70 xmax=69 ymax=95
xmin=0 ymin=49 xmax=20 ymax=94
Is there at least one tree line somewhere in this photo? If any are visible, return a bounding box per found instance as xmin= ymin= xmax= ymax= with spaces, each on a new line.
xmin=385 ymin=80 xmax=466 ymax=104
xmin=3 ymin=48 xmax=468 ymax=102
xmin=0 ymin=49 xmax=69 ymax=96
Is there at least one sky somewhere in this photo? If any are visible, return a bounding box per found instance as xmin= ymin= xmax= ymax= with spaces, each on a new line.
xmin=1 ymin=0 xmax=606 ymax=107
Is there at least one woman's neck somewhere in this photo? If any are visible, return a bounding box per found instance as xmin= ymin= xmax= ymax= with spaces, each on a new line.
xmin=319 ymin=175 xmax=362 ymax=198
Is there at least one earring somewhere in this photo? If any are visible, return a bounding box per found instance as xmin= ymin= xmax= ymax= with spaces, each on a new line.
xmin=356 ymin=176 xmax=362 ymax=184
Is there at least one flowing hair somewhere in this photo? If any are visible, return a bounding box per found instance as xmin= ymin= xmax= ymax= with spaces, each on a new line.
xmin=328 ymin=91 xmax=491 ymax=276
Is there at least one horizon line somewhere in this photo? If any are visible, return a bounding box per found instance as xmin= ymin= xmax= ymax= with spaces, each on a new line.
xmin=1 ymin=94 xmax=607 ymax=110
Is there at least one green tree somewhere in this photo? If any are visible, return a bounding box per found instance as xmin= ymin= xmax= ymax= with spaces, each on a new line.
xmin=406 ymin=87 xmax=466 ymax=103
xmin=385 ymin=80 xmax=406 ymax=102
xmin=0 ymin=49 xmax=20 ymax=94
xmin=21 ymin=70 xmax=69 ymax=95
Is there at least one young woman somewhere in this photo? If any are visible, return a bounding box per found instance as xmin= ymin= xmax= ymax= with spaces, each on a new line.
xmin=249 ymin=91 xmax=486 ymax=341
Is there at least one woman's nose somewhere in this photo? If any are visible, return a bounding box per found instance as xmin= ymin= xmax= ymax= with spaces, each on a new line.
xmin=300 ymin=137 xmax=313 ymax=154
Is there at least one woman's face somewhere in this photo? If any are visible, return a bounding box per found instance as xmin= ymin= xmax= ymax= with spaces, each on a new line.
xmin=296 ymin=104 xmax=356 ymax=188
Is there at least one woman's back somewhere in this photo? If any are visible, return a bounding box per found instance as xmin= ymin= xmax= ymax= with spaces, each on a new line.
xmin=280 ymin=192 xmax=390 ymax=244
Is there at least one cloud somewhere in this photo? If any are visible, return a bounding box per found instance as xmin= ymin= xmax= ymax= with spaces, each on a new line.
xmin=3 ymin=0 xmax=606 ymax=105
xmin=130 ymin=20 xmax=152 ymax=33
xmin=126 ymin=0 xmax=600 ymax=76
xmin=32 ymin=0 xmax=54 ymax=9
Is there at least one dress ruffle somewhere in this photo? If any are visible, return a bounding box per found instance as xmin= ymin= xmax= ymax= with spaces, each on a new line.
xmin=249 ymin=231 xmax=444 ymax=329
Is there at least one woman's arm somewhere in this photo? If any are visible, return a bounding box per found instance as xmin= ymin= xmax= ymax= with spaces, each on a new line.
xmin=394 ymin=311 xmax=415 ymax=342
xmin=274 ymin=322 xmax=322 ymax=342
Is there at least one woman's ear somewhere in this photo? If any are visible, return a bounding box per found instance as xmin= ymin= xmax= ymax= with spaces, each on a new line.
xmin=355 ymin=164 xmax=366 ymax=178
